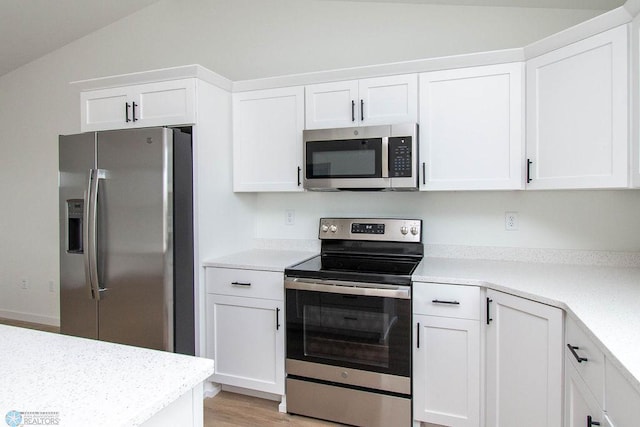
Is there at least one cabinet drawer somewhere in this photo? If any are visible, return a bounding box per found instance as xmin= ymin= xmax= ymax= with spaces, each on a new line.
xmin=565 ymin=316 xmax=605 ymax=406
xmin=206 ymin=267 xmax=284 ymax=301
xmin=413 ymin=282 xmax=480 ymax=320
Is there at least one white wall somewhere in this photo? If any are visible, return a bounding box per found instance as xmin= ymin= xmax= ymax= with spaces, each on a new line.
xmin=0 ymin=0 xmax=609 ymax=322
xmin=255 ymin=190 xmax=640 ymax=251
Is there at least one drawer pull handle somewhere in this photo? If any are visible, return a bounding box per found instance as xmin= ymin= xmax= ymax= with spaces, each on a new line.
xmin=567 ymin=344 xmax=588 ymax=363
xmin=587 ymin=415 xmax=601 ymax=426
xmin=276 ymin=307 xmax=281 ymax=330
xmin=432 ymin=299 xmax=460 ymax=305
xmin=231 ymin=281 xmax=251 ymax=287
xmin=416 ymin=322 xmax=420 ymax=349
xmin=486 ymin=297 xmax=493 ymax=325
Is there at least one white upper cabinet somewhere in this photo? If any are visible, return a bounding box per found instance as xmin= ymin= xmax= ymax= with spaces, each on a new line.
xmin=526 ymin=25 xmax=629 ymax=189
xmin=419 ymin=63 xmax=524 ymax=191
xmin=305 ymin=74 xmax=418 ymax=129
xmin=233 ymin=86 xmax=305 ymax=192
xmin=81 ymin=78 xmax=196 ymax=132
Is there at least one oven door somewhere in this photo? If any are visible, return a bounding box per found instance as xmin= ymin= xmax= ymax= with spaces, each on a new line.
xmin=285 ymin=278 xmax=411 ymax=393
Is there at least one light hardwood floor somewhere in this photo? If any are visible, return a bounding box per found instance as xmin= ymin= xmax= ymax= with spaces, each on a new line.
xmin=0 ymin=318 xmax=341 ymax=426
xmin=204 ymin=391 xmax=342 ymax=426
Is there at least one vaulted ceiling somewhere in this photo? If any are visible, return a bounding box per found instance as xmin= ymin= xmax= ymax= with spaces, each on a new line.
xmin=0 ymin=0 xmax=625 ymax=78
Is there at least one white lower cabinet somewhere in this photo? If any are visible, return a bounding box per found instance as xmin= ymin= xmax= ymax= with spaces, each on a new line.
xmin=563 ymin=315 xmax=640 ymax=427
xmin=413 ymin=283 xmax=481 ymax=427
xmin=485 ymin=289 xmax=563 ymax=427
xmin=205 ymin=267 xmax=284 ymax=396
xmin=605 ymin=359 xmax=640 ymax=427
xmin=565 ymin=354 xmax=605 ymax=427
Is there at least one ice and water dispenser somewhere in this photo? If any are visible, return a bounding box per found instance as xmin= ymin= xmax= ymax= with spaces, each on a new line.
xmin=66 ymin=199 xmax=83 ymax=253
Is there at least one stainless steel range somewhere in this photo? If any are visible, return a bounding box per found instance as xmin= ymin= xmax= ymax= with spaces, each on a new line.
xmin=284 ymin=218 xmax=423 ymax=427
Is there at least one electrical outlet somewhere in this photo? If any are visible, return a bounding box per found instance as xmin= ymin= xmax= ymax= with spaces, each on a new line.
xmin=20 ymin=278 xmax=28 ymax=289
xmin=285 ymin=210 xmax=295 ymax=226
xmin=505 ymin=212 xmax=518 ymax=231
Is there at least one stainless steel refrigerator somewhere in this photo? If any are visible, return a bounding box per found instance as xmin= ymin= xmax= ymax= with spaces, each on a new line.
xmin=59 ymin=127 xmax=194 ymax=355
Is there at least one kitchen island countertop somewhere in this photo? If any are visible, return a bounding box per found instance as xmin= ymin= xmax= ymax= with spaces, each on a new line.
xmin=0 ymin=325 xmax=214 ymax=426
xmin=413 ymin=257 xmax=640 ymax=395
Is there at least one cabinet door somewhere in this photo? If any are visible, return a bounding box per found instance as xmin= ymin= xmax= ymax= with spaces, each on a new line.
xmin=526 ymin=25 xmax=628 ymax=189
xmin=358 ymin=74 xmax=417 ymax=126
xmin=485 ymin=289 xmax=563 ymax=427
xmin=605 ymin=359 xmax=640 ymax=427
xmin=419 ymin=63 xmax=524 ymax=190
xmin=305 ymin=80 xmax=359 ymax=129
xmin=133 ymin=79 xmax=196 ymax=127
xmin=81 ymin=87 xmax=130 ymax=132
xmin=565 ymin=355 xmax=605 ymax=427
xmin=206 ymin=294 xmax=284 ymax=394
xmin=233 ymin=86 xmax=305 ymax=192
xmin=80 ymin=79 xmax=196 ymax=132
xmin=413 ymin=314 xmax=480 ymax=427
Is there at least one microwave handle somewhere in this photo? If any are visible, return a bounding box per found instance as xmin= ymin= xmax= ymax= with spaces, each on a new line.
xmin=382 ymin=137 xmax=389 ymax=178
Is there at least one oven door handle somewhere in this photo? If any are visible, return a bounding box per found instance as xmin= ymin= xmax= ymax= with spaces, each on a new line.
xmin=284 ymin=278 xmax=411 ymax=299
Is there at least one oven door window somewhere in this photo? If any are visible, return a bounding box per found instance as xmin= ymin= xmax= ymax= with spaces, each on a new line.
xmin=286 ymin=289 xmax=410 ymax=377
xmin=305 ymin=138 xmax=382 ymax=179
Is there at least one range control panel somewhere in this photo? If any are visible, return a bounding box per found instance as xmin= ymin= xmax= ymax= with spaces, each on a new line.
xmin=319 ymin=218 xmax=422 ymax=242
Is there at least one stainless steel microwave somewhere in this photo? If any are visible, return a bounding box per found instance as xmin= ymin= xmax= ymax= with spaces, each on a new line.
xmin=303 ymin=123 xmax=418 ymax=191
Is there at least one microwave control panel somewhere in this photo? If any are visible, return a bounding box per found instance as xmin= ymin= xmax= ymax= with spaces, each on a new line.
xmin=388 ymin=137 xmax=412 ymax=177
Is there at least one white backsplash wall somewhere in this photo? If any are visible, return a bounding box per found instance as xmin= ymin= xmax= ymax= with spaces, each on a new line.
xmin=255 ymin=190 xmax=640 ymax=252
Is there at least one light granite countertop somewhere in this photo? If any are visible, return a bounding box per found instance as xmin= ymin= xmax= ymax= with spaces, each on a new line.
xmin=413 ymin=257 xmax=640 ymax=394
xmin=0 ymin=325 xmax=214 ymax=427
xmin=203 ymin=248 xmax=317 ymax=272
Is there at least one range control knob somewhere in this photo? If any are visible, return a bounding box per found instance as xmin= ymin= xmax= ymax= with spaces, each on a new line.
xmin=321 ymin=224 xmax=329 ymax=233
xmin=410 ymin=226 xmax=419 ymax=236
xmin=400 ymin=226 xmax=408 ymax=235
xmin=329 ymin=225 xmax=338 ymax=233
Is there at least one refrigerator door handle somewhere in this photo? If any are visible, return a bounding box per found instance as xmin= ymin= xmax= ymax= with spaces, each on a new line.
xmin=88 ymin=168 xmax=109 ymax=300
xmin=83 ymin=169 xmax=95 ymax=299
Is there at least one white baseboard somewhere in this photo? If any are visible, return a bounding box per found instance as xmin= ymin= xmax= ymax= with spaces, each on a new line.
xmin=0 ymin=309 xmax=59 ymax=327
xmin=220 ymin=384 xmax=282 ymax=402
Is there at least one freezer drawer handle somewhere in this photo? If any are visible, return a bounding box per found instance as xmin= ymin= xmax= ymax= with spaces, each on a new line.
xmin=567 ymin=344 xmax=588 ymax=363
xmin=432 ymin=299 xmax=460 ymax=305
xmin=587 ymin=415 xmax=601 ymax=426
xmin=231 ymin=281 xmax=251 ymax=287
